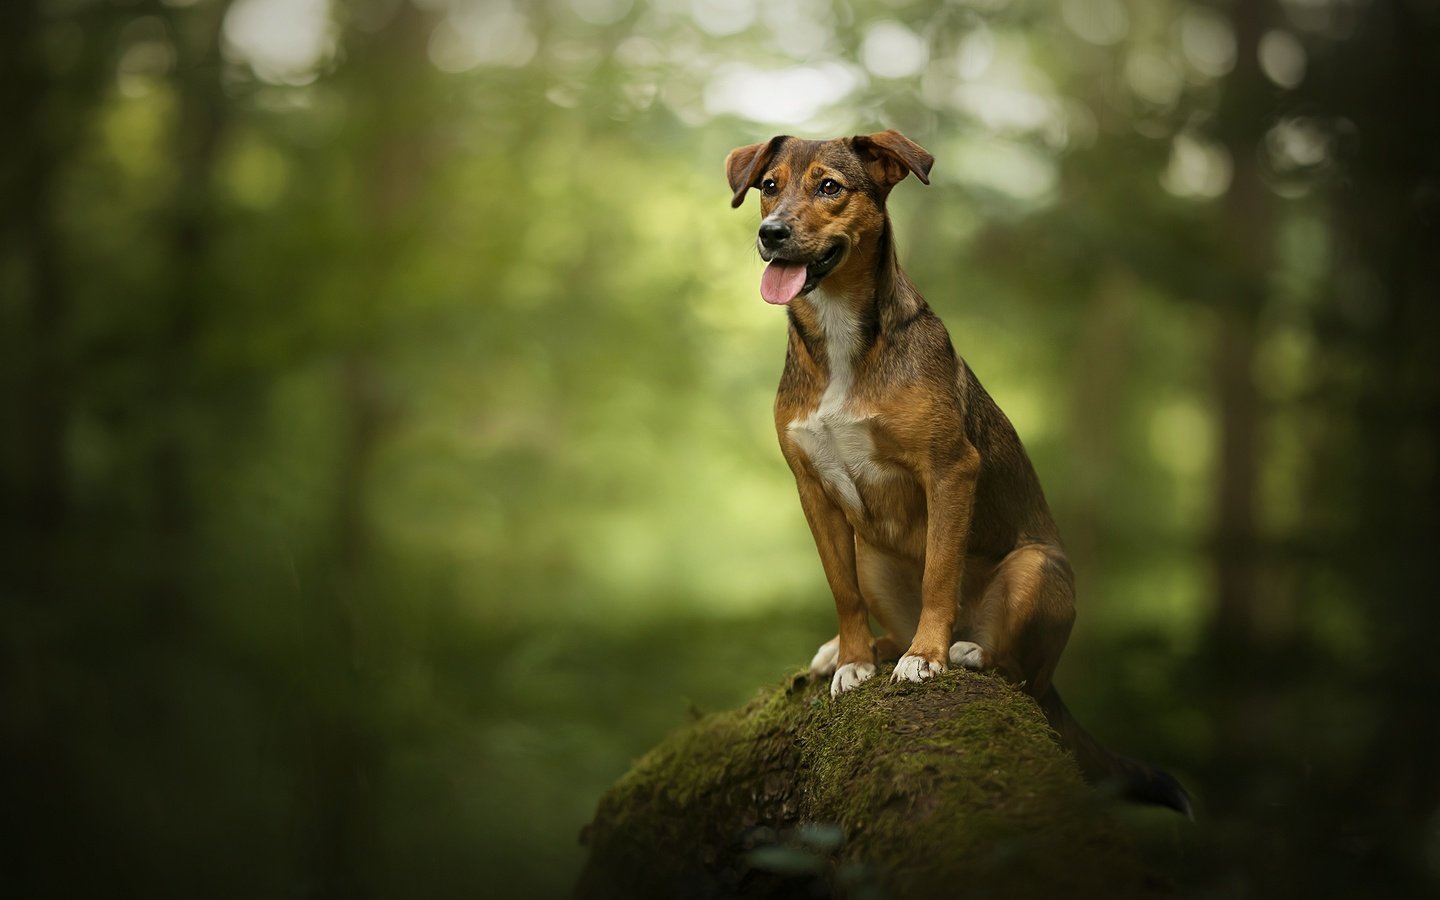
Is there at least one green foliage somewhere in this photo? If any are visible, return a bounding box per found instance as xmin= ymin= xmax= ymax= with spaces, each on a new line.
xmin=2 ymin=0 xmax=1439 ymax=897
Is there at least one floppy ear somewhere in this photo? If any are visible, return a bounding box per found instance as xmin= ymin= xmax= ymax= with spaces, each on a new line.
xmin=851 ymin=129 xmax=934 ymax=193
xmin=725 ymin=135 xmax=788 ymax=208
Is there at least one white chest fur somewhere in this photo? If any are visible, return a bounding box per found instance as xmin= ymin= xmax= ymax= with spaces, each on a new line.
xmin=784 ymin=290 xmax=887 ymax=513
xmin=787 ymin=399 xmax=882 ymax=513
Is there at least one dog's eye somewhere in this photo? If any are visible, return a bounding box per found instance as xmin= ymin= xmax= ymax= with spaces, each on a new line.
xmin=761 ymin=178 xmax=778 ymax=195
xmin=819 ymin=178 xmax=842 ymax=196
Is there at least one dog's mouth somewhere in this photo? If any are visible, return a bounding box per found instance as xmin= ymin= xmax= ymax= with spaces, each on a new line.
xmin=758 ymin=241 xmax=846 ymax=305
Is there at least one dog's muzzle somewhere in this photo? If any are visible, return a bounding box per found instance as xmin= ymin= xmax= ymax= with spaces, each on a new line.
xmin=758 ymin=217 xmax=791 ymax=252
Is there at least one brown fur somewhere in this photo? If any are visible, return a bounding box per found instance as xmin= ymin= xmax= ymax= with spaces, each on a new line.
xmin=725 ymin=130 xmax=1191 ymax=816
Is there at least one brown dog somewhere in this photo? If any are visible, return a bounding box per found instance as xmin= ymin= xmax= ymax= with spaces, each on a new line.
xmin=726 ymin=130 xmax=1190 ymax=815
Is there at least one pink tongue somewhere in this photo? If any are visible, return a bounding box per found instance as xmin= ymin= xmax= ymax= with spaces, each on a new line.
xmin=760 ymin=261 xmax=808 ymax=305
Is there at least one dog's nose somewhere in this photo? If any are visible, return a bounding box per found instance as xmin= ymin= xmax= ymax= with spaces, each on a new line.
xmin=758 ymin=219 xmax=791 ymax=251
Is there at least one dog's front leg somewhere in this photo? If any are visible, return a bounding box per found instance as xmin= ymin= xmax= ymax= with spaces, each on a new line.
xmin=894 ymin=446 xmax=981 ymax=683
xmin=792 ymin=473 xmax=875 ymax=697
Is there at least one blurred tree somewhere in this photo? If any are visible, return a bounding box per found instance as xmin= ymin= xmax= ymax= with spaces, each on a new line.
xmin=1 ymin=1 xmax=106 ymax=542
xmin=150 ymin=0 xmax=234 ymax=623
xmin=1209 ymin=0 xmax=1273 ymax=649
xmin=305 ymin=3 xmax=439 ymax=895
xmin=1308 ymin=0 xmax=1440 ymax=880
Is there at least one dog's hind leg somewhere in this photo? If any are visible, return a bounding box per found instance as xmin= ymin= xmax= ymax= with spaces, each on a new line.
xmin=856 ymin=538 xmax=923 ymax=650
xmin=809 ymin=631 xmax=904 ymax=679
xmin=808 ymin=635 xmax=840 ymax=678
xmin=953 ymin=544 xmax=1075 ymax=697
xmin=810 ymin=541 xmax=920 ymax=680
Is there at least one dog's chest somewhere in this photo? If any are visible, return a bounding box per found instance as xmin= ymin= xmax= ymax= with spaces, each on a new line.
xmin=781 ymin=292 xmax=926 ymax=551
xmin=785 ymin=386 xmax=928 ymax=557
xmin=786 ymin=394 xmax=887 ymax=515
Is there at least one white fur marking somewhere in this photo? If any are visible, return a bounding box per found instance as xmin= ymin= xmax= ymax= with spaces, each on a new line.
xmin=786 ymin=288 xmax=892 ymax=514
xmin=948 ymin=641 xmax=985 ymax=670
xmin=809 ymin=636 xmax=840 ymax=678
xmin=891 ymin=653 xmax=943 ymax=683
xmin=812 ymin=287 xmax=860 ymax=407
xmin=830 ymin=661 xmax=877 ymax=697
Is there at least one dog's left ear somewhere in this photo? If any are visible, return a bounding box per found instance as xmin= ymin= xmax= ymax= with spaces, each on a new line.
xmin=725 ymin=135 xmax=788 ymax=208
xmin=852 ymin=129 xmax=934 ymax=192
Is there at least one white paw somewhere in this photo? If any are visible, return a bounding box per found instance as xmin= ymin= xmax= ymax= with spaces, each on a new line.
xmin=830 ymin=662 xmax=876 ymax=697
xmin=948 ymin=640 xmax=985 ymax=670
xmin=809 ymin=636 xmax=840 ymax=678
xmin=891 ymin=654 xmax=944 ymax=683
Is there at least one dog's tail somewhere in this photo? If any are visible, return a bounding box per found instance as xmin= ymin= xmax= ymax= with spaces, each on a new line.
xmin=1038 ymin=686 xmax=1193 ymax=818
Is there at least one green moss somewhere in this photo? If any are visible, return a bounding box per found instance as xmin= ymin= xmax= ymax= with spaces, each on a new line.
xmin=578 ymin=668 xmax=1169 ymax=899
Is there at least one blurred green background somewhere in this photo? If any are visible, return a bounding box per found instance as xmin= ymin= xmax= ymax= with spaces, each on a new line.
xmin=3 ymin=0 xmax=1438 ymax=896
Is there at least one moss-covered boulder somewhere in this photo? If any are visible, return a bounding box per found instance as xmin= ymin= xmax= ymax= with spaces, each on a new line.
xmin=577 ymin=666 xmax=1169 ymax=899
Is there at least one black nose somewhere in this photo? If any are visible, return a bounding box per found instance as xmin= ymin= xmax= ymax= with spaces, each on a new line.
xmin=758 ymin=219 xmax=790 ymax=251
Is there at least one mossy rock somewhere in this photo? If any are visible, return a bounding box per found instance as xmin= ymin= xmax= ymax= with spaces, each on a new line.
xmin=577 ymin=666 xmax=1170 ymax=899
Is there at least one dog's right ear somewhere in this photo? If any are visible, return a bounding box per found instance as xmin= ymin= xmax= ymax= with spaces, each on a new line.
xmin=725 ymin=135 xmax=788 ymax=208
xmin=851 ymin=130 xmax=934 ymax=194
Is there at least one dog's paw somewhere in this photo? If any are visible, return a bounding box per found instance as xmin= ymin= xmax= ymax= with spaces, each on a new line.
xmin=891 ymin=653 xmax=944 ymax=683
xmin=809 ymin=636 xmax=840 ymax=678
xmin=948 ymin=640 xmax=986 ymax=670
xmin=830 ymin=662 xmax=876 ymax=697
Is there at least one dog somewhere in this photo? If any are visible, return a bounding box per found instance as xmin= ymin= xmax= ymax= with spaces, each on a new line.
xmin=725 ymin=129 xmax=1190 ymax=815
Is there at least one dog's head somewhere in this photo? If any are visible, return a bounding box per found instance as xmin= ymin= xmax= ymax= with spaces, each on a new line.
xmin=724 ymin=130 xmax=933 ymax=304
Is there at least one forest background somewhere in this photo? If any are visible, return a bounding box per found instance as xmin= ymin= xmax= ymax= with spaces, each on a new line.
xmin=3 ymin=0 xmax=1439 ymax=896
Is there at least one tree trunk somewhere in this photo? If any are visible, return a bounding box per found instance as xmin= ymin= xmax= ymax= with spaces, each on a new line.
xmin=578 ymin=669 xmax=1169 ymax=900
xmin=0 ymin=0 xmax=92 ymax=543
xmin=1209 ymin=0 xmax=1276 ymax=649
